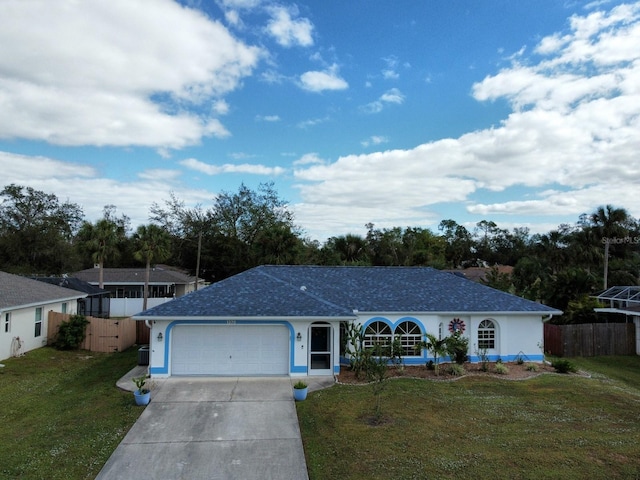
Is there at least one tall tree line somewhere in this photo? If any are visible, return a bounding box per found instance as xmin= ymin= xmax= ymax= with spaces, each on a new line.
xmin=1 ymin=183 xmax=638 ymax=322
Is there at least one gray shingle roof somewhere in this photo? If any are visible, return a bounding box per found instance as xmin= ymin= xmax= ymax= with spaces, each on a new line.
xmin=134 ymin=265 xmax=561 ymax=319
xmin=34 ymin=277 xmax=109 ymax=296
xmin=0 ymin=271 xmax=86 ymax=310
xmin=73 ymin=266 xmax=195 ymax=285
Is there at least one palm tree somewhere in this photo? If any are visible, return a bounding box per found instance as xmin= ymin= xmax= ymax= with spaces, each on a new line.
xmin=418 ymin=333 xmax=449 ymax=376
xmin=590 ymin=205 xmax=629 ymax=289
xmin=329 ymin=234 xmax=368 ymax=264
xmin=133 ymin=224 xmax=172 ymax=311
xmin=77 ymin=218 xmax=122 ymax=289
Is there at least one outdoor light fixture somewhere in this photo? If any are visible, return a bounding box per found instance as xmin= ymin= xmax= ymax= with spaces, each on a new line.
xmin=296 ymin=332 xmax=302 ymax=341
xmin=157 ymin=332 xmax=163 ymax=342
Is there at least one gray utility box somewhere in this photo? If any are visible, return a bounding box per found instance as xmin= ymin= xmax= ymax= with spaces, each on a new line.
xmin=138 ymin=345 xmax=150 ymax=366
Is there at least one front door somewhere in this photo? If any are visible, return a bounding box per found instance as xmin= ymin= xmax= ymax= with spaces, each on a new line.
xmin=309 ymin=324 xmax=332 ymax=375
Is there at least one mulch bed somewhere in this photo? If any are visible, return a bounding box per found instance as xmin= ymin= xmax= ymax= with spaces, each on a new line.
xmin=336 ymin=361 xmax=562 ymax=384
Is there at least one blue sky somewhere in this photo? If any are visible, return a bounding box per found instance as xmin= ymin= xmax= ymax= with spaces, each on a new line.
xmin=1 ymin=0 xmax=639 ymax=241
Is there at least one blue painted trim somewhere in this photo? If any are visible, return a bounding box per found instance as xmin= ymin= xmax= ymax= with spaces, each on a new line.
xmin=361 ymin=316 xmax=392 ymax=330
xmin=401 ymin=358 xmax=425 ymax=366
xmin=361 ymin=316 xmax=424 ymax=332
xmin=291 ymin=365 xmax=308 ymax=374
xmin=396 ymin=316 xmax=423 ymax=331
xmin=468 ymin=354 xmax=544 ymax=363
xmin=360 ymin=316 xmax=428 ymax=362
xmin=333 ymin=365 xmax=340 ymax=374
xmin=159 ymin=319 xmax=297 ymax=375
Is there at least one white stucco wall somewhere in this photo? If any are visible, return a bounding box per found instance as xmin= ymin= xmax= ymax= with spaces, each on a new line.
xmin=146 ymin=312 xmax=547 ymax=378
xmin=355 ymin=313 xmax=545 ymax=365
xmin=147 ymin=318 xmax=343 ymax=378
xmin=0 ymin=301 xmax=78 ymax=361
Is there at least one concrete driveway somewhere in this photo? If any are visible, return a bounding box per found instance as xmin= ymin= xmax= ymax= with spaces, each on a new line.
xmin=95 ymin=377 xmax=329 ymax=480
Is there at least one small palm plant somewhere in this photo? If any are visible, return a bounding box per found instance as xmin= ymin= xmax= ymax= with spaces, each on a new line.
xmin=416 ymin=333 xmax=449 ymax=376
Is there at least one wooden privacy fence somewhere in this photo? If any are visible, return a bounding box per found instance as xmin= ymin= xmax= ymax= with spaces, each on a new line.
xmin=544 ymin=322 xmax=636 ymax=357
xmin=136 ymin=320 xmax=150 ymax=345
xmin=48 ymin=312 xmax=137 ymax=353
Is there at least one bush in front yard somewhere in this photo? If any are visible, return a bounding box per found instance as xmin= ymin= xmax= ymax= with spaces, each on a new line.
xmin=495 ymin=362 xmax=509 ymax=375
xmin=55 ymin=314 xmax=89 ymax=350
xmin=551 ymin=358 xmax=577 ymax=374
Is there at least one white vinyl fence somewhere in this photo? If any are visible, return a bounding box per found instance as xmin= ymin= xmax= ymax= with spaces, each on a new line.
xmin=109 ymin=297 xmax=174 ymax=317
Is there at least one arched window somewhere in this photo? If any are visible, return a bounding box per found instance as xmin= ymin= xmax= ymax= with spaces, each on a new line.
xmin=478 ymin=319 xmax=496 ymax=350
xmin=395 ymin=320 xmax=422 ymax=356
xmin=364 ymin=321 xmax=392 ymax=350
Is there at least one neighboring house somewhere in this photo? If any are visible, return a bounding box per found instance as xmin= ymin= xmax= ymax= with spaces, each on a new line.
xmin=0 ymin=271 xmax=86 ymax=361
xmin=133 ymin=265 xmax=561 ymax=379
xmin=593 ymin=286 xmax=640 ymax=355
xmin=34 ymin=277 xmax=111 ymax=318
xmin=73 ymin=266 xmax=203 ymax=316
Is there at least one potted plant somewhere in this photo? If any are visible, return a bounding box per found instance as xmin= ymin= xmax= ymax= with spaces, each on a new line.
xmin=292 ymin=380 xmax=308 ymax=401
xmin=132 ymin=375 xmax=151 ymax=406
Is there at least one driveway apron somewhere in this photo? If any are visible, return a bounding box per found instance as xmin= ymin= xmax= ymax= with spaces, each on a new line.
xmin=96 ymin=377 xmax=309 ymax=480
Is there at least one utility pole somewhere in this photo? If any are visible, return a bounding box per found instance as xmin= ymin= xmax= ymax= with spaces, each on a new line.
xmin=195 ymin=231 xmax=202 ymax=291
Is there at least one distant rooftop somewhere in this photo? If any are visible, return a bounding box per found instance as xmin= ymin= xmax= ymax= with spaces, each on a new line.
xmin=0 ymin=271 xmax=86 ymax=310
xmin=73 ymin=266 xmax=196 ymax=285
xmin=34 ymin=276 xmax=109 ymax=296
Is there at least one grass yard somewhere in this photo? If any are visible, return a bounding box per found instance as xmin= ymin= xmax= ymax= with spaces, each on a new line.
xmin=297 ymin=356 xmax=640 ymax=480
xmin=0 ymin=347 xmax=143 ymax=480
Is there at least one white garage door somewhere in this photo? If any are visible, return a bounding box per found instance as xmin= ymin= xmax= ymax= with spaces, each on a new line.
xmin=171 ymin=324 xmax=289 ymax=376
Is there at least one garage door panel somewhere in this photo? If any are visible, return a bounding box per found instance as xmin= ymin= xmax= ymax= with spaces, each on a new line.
xmin=172 ymin=325 xmax=289 ymax=376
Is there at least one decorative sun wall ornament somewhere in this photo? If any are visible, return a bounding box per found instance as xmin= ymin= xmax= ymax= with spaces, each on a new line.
xmin=448 ymin=318 xmax=466 ymax=334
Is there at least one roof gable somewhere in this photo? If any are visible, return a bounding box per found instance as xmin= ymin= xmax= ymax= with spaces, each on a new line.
xmin=0 ymin=271 xmax=85 ymax=310
xmin=135 ymin=265 xmax=560 ymax=318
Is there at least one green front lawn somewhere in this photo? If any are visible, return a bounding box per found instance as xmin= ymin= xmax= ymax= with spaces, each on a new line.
xmin=0 ymin=347 xmax=143 ymax=480
xmin=297 ymin=356 xmax=640 ymax=480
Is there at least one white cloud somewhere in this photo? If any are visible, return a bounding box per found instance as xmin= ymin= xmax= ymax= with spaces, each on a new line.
xmin=467 ymin=182 xmax=640 ymax=218
xmin=292 ymin=201 xmax=440 ymax=241
xmin=381 ymin=56 xmax=400 ymax=79
xmin=228 ymin=152 xmax=257 ymax=160
xmin=361 ymin=136 xmax=389 ymax=147
xmin=294 ymin=4 xmax=640 ymax=235
xmin=260 ymin=69 xmax=287 ymax=84
xmin=181 ymin=158 xmax=285 ymax=176
xmin=256 ymin=114 xmax=281 ymax=122
xmin=266 ymin=6 xmax=314 ymax=47
xmin=361 ymin=88 xmax=405 ymax=113
xmin=380 ymin=88 xmax=405 ymax=104
xmin=0 ymin=151 xmax=95 ymax=179
xmin=224 ymin=9 xmax=241 ymax=27
xmin=218 ymin=0 xmax=262 ymax=8
xmin=0 ymin=1 xmax=262 ymax=149
xmin=0 ymin=151 xmax=212 ymax=228
xmin=212 ymin=100 xmax=230 ymax=115
xmin=293 ymin=153 xmax=326 ymax=166
xmin=299 ymin=65 xmax=348 ymax=92
xmin=137 ymin=169 xmax=182 ymax=181
xmin=297 ymin=116 xmax=329 ymax=129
